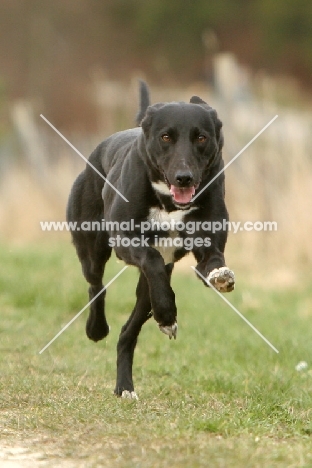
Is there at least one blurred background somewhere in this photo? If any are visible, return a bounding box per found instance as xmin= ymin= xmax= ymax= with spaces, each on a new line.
xmin=0 ymin=0 xmax=312 ymax=281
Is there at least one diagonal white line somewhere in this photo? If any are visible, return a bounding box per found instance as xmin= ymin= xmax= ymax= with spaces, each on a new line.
xmin=39 ymin=265 xmax=128 ymax=354
xmin=192 ymin=115 xmax=278 ymax=202
xmin=40 ymin=114 xmax=129 ymax=203
xmin=191 ymin=266 xmax=279 ymax=354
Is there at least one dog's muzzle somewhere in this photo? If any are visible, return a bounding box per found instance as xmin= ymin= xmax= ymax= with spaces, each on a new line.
xmin=164 ymin=171 xmax=199 ymax=205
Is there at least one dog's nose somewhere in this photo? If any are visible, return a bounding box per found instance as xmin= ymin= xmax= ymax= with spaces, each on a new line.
xmin=175 ymin=171 xmax=194 ymax=187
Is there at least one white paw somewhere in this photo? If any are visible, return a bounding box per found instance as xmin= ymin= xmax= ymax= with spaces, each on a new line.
xmin=121 ymin=390 xmax=139 ymax=400
xmin=159 ymin=322 xmax=178 ymax=340
xmin=207 ymin=267 xmax=235 ymax=292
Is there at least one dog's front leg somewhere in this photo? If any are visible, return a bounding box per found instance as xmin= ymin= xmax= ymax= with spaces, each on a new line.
xmin=142 ymin=253 xmax=177 ymax=339
xmin=116 ymin=245 xmax=178 ymax=337
xmin=193 ymin=244 xmax=235 ymax=293
xmin=114 ymin=263 xmax=174 ymax=398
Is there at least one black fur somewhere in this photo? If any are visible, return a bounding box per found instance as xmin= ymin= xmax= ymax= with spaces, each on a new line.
xmin=136 ymin=80 xmax=150 ymax=125
xmin=67 ymin=82 xmax=233 ymax=396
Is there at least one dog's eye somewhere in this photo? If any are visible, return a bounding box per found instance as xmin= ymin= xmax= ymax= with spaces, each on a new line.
xmin=161 ymin=134 xmax=171 ymax=143
xmin=197 ymin=135 xmax=207 ymax=143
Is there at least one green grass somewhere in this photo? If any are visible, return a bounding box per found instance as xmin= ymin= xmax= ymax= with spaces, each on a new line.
xmin=1 ymin=241 xmax=312 ymax=467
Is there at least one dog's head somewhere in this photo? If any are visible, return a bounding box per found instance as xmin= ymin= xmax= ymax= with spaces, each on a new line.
xmin=141 ymin=97 xmax=223 ymax=207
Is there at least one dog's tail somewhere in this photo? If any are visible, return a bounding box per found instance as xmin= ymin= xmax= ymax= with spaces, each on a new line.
xmin=136 ymin=80 xmax=150 ymax=126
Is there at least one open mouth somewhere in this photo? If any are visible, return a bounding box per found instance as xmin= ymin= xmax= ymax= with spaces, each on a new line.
xmin=164 ymin=173 xmax=199 ymax=205
xmin=169 ymin=186 xmax=196 ymax=204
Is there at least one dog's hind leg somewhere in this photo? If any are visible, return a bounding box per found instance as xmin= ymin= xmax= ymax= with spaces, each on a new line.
xmin=73 ymin=232 xmax=112 ymax=342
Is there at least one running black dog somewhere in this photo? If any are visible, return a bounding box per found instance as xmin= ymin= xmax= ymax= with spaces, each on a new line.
xmin=67 ymin=82 xmax=234 ymax=398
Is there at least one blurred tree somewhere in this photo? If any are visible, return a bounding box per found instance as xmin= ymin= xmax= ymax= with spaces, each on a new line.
xmin=1 ymin=0 xmax=311 ymax=131
xmin=254 ymin=0 xmax=312 ymax=81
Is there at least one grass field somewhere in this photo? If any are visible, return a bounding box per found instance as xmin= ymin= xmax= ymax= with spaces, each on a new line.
xmin=1 ymin=241 xmax=312 ymax=467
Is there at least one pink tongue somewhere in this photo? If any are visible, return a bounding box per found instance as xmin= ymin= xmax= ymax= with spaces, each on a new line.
xmin=170 ymin=185 xmax=195 ymax=204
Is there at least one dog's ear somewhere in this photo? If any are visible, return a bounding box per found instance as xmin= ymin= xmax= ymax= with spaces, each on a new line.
xmin=141 ymin=103 xmax=166 ymax=135
xmin=216 ymin=120 xmax=223 ymax=150
xmin=191 ymin=98 xmax=223 ymax=145
xmin=207 ymin=107 xmax=224 ymax=149
xmin=190 ymin=97 xmax=223 ymax=149
xmin=190 ymin=96 xmax=208 ymax=105
xmin=210 ymin=109 xmax=223 ymax=150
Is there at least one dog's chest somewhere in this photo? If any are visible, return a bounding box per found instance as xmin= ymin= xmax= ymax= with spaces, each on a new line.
xmin=148 ymin=207 xmax=194 ymax=264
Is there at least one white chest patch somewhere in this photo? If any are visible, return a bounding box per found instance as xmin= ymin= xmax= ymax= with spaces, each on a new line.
xmin=149 ymin=207 xmax=196 ymax=224
xmin=148 ymin=206 xmax=197 ymax=264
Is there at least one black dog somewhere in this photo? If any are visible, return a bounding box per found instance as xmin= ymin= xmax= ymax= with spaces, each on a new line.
xmin=67 ymin=82 xmax=234 ymax=398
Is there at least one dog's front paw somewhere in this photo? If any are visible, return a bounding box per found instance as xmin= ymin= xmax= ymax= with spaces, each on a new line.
xmin=159 ymin=322 xmax=178 ymax=340
xmin=207 ymin=267 xmax=235 ymax=292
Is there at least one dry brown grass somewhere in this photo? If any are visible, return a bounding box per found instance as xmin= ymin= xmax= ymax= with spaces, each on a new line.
xmin=2 ymin=81 xmax=312 ymax=282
